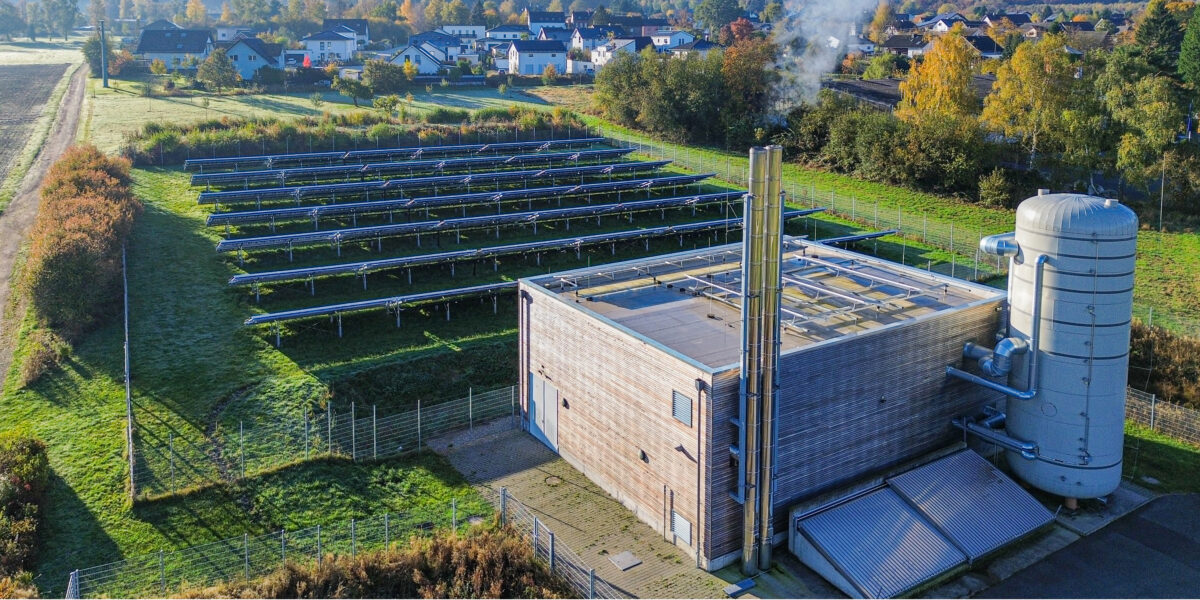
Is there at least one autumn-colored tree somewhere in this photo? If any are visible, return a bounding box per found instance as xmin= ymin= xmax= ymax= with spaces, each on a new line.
xmin=981 ymin=35 xmax=1076 ymax=167
xmin=219 ymin=1 xmax=232 ymax=22
xmin=729 ymin=17 xmax=754 ymax=42
xmin=867 ymin=0 xmax=894 ymax=43
xmin=402 ymin=59 xmax=418 ymax=80
xmin=150 ymin=58 xmax=167 ymax=74
xmin=184 ymin=0 xmax=206 ymax=25
xmin=399 ymin=0 xmax=424 ymax=31
xmin=896 ymin=28 xmax=979 ymax=123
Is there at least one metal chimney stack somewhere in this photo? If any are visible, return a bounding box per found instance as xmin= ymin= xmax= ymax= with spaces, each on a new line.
xmin=739 ymin=146 xmax=785 ymax=576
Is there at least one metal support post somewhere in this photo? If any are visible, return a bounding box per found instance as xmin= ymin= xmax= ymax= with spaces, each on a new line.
xmin=372 ymin=405 xmax=377 ymax=459
xmin=280 ymin=529 xmax=286 ymax=562
xmin=327 ymin=402 xmax=332 ymax=454
xmin=549 ymin=532 xmax=556 ymax=572
xmin=304 ymin=411 xmax=310 ymax=460
xmin=351 ymin=519 xmax=357 ymax=556
xmin=243 ymin=533 xmax=250 ymax=579
xmin=500 ymin=487 xmax=508 ymax=525
xmin=239 ymin=421 xmax=245 ymax=479
xmin=417 ymin=398 xmax=422 ymax=451
xmin=452 ymin=497 xmax=457 ymax=530
xmin=385 ymin=513 xmax=390 ymax=546
xmin=317 ymin=525 xmax=322 ymax=565
xmin=469 ymin=388 xmax=473 ymax=432
xmin=588 ymin=569 xmax=596 ymax=599
xmin=533 ymin=517 xmax=540 ymax=556
xmin=158 ymin=549 xmax=165 ymax=594
xmin=351 ymin=402 xmax=357 ymax=461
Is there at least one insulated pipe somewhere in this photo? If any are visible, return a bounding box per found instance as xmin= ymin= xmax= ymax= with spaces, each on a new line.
xmin=979 ymin=232 xmax=1019 ymax=257
xmin=757 ymin=145 xmax=784 ymax=572
xmin=739 ymin=148 xmax=769 ymax=576
xmin=964 ymin=337 xmax=1029 ymax=378
xmin=952 ymin=417 xmax=1038 ymax=460
xmin=947 ymin=255 xmax=1048 ymax=400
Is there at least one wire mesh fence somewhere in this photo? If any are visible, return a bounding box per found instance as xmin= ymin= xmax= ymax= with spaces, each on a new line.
xmin=1126 ymin=387 xmax=1200 ymax=447
xmin=492 ymin=487 xmax=626 ymax=599
xmin=64 ymin=500 xmax=489 ymax=599
xmin=133 ymin=386 xmax=519 ymax=498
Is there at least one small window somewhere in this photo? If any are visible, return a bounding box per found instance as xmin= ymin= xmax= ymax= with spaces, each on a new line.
xmin=671 ymin=510 xmax=692 ymax=546
xmin=672 ymin=390 xmax=692 ymax=427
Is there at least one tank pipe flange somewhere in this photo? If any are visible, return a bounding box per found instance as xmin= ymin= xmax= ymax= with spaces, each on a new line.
xmin=947 ymin=255 xmax=1048 ymax=400
xmin=952 ymin=416 xmax=1038 ymax=461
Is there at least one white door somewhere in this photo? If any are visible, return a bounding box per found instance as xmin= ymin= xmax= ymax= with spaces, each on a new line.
xmin=528 ymin=373 xmax=559 ymax=451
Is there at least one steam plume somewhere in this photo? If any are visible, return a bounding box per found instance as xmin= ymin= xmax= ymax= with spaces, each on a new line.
xmin=770 ymin=0 xmax=880 ymax=112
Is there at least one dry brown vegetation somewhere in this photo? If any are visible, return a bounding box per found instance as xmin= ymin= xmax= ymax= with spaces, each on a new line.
xmin=1130 ymin=320 xmax=1200 ymax=408
xmin=21 ymin=145 xmax=140 ymax=347
xmin=174 ymin=525 xmax=573 ymax=599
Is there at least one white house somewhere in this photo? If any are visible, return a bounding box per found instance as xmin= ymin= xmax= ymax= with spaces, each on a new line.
xmin=412 ymin=30 xmax=465 ymax=63
xmin=439 ymin=24 xmax=486 ymax=39
xmin=486 ymin=24 xmax=529 ymax=41
xmin=525 ymin=10 xmax=565 ymax=35
xmin=571 ymin=27 xmax=612 ymax=52
xmin=537 ymin=27 xmax=574 ymax=44
xmin=491 ymin=42 xmax=511 ymax=72
xmin=650 ymin=29 xmax=695 ymax=49
xmin=389 ymin=44 xmax=444 ymax=74
xmin=300 ymin=30 xmax=356 ymax=64
xmin=508 ymin=39 xmax=567 ymax=75
xmin=134 ymin=28 xmax=213 ymax=67
xmin=590 ymin=37 xmax=653 ymax=68
xmin=323 ymin=19 xmax=370 ymax=47
xmin=214 ymin=25 xmax=258 ymax=42
xmin=221 ymin=37 xmax=283 ymax=80
xmin=669 ymin=39 xmax=720 ymax=58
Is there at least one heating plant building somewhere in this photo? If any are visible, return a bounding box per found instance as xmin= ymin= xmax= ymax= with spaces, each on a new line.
xmin=516 ymin=146 xmax=1138 ymax=596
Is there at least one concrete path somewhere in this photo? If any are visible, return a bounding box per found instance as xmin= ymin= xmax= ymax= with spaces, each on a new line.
xmin=977 ymin=494 xmax=1200 ymax=598
xmin=432 ymin=423 xmax=730 ymax=599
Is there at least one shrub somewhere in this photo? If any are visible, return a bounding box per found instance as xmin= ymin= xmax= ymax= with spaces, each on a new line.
xmin=0 ymin=431 xmax=49 ymax=579
xmin=425 ymin=107 xmax=470 ymax=124
xmin=0 ymin=572 xmax=38 ymax=598
xmin=979 ymin=167 xmax=1016 ymax=208
xmin=23 ymin=146 xmax=140 ymax=338
xmin=1130 ymin=320 xmax=1200 ymax=408
xmin=18 ymin=329 xmax=68 ymax=387
xmin=174 ymin=525 xmax=572 ymax=599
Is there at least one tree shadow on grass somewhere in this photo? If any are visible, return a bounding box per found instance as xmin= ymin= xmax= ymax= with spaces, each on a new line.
xmin=33 ymin=469 xmax=120 ymax=598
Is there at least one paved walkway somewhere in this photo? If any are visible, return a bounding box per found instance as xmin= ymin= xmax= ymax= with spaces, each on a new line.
xmin=431 ymin=423 xmax=730 ymax=598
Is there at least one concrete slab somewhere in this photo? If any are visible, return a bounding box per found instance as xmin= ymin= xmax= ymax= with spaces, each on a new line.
xmin=977 ymin=494 xmax=1200 ymax=598
xmin=610 ymin=551 xmax=642 ymax=571
xmin=1054 ymin=482 xmax=1155 ymax=536
xmin=431 ymin=423 xmax=730 ymax=599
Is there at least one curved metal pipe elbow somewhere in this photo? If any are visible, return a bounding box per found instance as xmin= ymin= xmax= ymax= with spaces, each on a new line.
xmin=981 ymin=337 xmax=1029 ymax=377
xmin=980 ymin=232 xmax=1019 ymax=257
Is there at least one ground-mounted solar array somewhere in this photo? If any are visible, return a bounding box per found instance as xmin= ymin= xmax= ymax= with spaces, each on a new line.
xmin=195 ymin=137 xmax=891 ymax=344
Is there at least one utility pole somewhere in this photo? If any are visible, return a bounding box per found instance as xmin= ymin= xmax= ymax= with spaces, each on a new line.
xmin=99 ymin=20 xmax=110 ymax=88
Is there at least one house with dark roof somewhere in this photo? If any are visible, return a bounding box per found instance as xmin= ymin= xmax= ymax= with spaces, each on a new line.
xmin=217 ymin=36 xmax=283 ymax=79
xmin=591 ymin=36 xmax=653 ymax=68
xmin=508 ymin=39 xmax=566 ymax=75
xmin=916 ymin=12 xmax=964 ymax=28
xmin=651 ymin=28 xmax=695 ymax=49
xmin=525 ymin=10 xmax=566 ymax=35
xmin=929 ymin=17 xmax=984 ymax=33
xmin=965 ymin=35 xmax=1003 ymax=58
xmin=669 ymin=38 xmax=719 ymax=58
xmin=571 ymin=27 xmax=615 ymax=52
xmin=389 ymin=43 xmax=445 ymax=74
xmin=323 ymin=19 xmax=370 ymax=46
xmin=881 ymin=34 xmax=929 ymax=57
xmin=412 ymin=30 xmax=469 ymax=63
xmin=568 ymin=10 xmax=593 ymax=26
xmin=487 ymin=24 xmax=530 ymax=41
xmin=135 ymin=29 xmax=213 ymax=66
xmin=141 ymin=19 xmax=180 ymax=31
xmin=886 ymin=20 xmax=917 ymax=36
xmin=984 ymin=13 xmax=1032 ymax=28
xmin=537 ymin=27 xmax=574 ymax=44
xmin=300 ymin=30 xmax=356 ymax=63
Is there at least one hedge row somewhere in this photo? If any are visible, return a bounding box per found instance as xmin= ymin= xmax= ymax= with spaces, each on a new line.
xmin=121 ymin=108 xmax=588 ymax=166
xmin=23 ymin=145 xmax=141 ymax=341
xmin=175 ymin=524 xmax=573 ymax=599
xmin=0 ymin=431 xmax=49 ymax=591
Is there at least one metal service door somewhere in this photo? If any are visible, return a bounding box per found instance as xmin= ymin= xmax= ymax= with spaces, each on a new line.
xmin=528 ymin=373 xmax=559 ymax=452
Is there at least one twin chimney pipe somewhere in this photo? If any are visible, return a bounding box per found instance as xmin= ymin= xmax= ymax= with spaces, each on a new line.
xmin=739 ymin=146 xmax=785 ymax=576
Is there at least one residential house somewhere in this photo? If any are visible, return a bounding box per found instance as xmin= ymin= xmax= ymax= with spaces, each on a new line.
xmin=300 ymin=30 xmax=356 ymax=64
xmin=323 ymin=19 xmax=370 ymax=47
xmin=219 ymin=36 xmax=283 ymax=80
xmin=607 ymin=15 xmax=671 ymax=37
xmin=591 ymin=36 xmax=653 ymax=68
xmin=141 ymin=19 xmax=180 ymax=30
xmin=508 ymin=39 xmax=567 ymax=75
xmin=650 ymin=29 xmax=695 ymax=49
xmin=880 ymin=34 xmax=928 ymax=57
xmin=567 ymin=10 xmax=593 ymax=26
xmin=282 ymin=49 xmax=311 ymax=67
xmin=214 ymin=25 xmax=259 ymax=42
xmin=885 ymin=20 xmax=917 ymax=36
xmin=537 ymin=27 xmax=575 ymax=44
xmin=928 ymin=17 xmax=984 ymax=33
xmin=1060 ymin=21 xmax=1095 ymax=33
xmin=412 ymin=30 xmax=466 ymax=62
xmin=389 ymin=43 xmax=444 ymax=74
xmin=964 ymin=35 xmax=1003 ymax=59
xmin=525 ymin=10 xmax=566 ymax=35
xmin=571 ymin=27 xmax=613 ymax=52
xmin=439 ymin=24 xmax=486 ymax=39
xmin=491 ymin=42 xmax=511 ymax=72
xmin=135 ymin=28 xmax=213 ymax=67
xmin=486 ymin=24 xmax=530 ymax=41
xmin=669 ymin=38 xmax=719 ymax=58
xmin=916 ymin=12 xmax=965 ymax=28
xmin=983 ymin=13 xmax=1032 ymax=28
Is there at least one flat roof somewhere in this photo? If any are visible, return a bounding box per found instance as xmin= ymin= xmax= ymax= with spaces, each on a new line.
xmin=523 ymin=238 xmax=1004 ymax=371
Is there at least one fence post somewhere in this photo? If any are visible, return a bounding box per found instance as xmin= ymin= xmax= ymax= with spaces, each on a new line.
xmin=305 ymin=411 xmax=310 ymax=460
xmin=500 ymin=487 xmax=508 ymax=525
xmin=280 ymin=529 xmax=286 ymax=562
xmin=549 ymin=531 xmax=556 ymax=572
xmin=239 ymin=421 xmax=245 ymax=479
xmin=67 ymin=570 xmax=79 ymax=599
xmin=351 ymin=518 xmax=357 ymax=557
xmin=158 ymin=549 xmax=165 ymax=594
xmin=1150 ymin=394 xmax=1158 ymax=430
xmin=351 ymin=402 xmax=357 ymax=462
xmin=589 ymin=569 xmax=596 ymax=599
xmin=372 ymin=405 xmax=377 ymax=460
xmin=122 ymin=246 xmax=135 ymax=502
xmin=243 ymin=533 xmax=250 ymax=579
xmin=169 ymin=432 xmax=175 ymax=492
xmin=327 ymin=401 xmax=333 ymax=454
xmin=469 ymin=387 xmax=474 ymax=432
xmin=317 ymin=525 xmax=322 ymax=565
xmin=533 ymin=516 xmax=540 ymax=557
xmin=417 ymin=398 xmax=422 ymax=451
xmin=384 ymin=513 xmax=390 ymax=546
xmin=511 ymin=386 xmax=516 ymax=426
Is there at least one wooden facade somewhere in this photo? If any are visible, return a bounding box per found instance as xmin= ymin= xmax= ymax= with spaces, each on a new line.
xmin=519 ymin=281 xmax=1004 ymax=570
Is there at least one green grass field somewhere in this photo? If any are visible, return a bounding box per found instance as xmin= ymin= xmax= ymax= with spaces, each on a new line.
xmin=0 ymin=37 xmax=86 ymax=65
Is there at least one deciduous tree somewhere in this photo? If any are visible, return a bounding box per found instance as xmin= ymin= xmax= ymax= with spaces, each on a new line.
xmin=695 ymin=0 xmax=739 ymax=32
xmin=868 ymin=0 xmax=894 ymax=43
xmin=896 ymin=28 xmax=979 ymax=123
xmin=87 ymin=0 xmax=105 ymax=27
xmin=981 ymin=34 xmax=1075 ymax=167
xmin=46 ymin=0 xmax=77 ymax=40
xmin=333 ymin=75 xmax=372 ymax=106
xmin=197 ymin=48 xmax=240 ymax=93
xmin=184 ymin=0 xmax=206 ymax=25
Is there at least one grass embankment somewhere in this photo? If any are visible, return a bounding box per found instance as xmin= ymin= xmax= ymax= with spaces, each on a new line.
xmin=1124 ymin=423 xmax=1200 ymax=494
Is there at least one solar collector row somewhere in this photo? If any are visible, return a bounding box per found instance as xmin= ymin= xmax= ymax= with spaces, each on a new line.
xmin=190 ymin=148 xmax=632 ymax=188
xmin=205 ymin=173 xmax=714 ymax=227
xmin=195 ymin=150 xmax=639 ymax=203
xmin=184 ymin=137 xmax=606 ymax=171
xmin=215 ymin=191 xmax=746 ymax=253
xmin=228 ymin=209 xmax=825 ymax=286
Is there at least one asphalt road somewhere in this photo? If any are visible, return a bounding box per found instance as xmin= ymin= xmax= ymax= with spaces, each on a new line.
xmin=978 ymin=494 xmax=1200 ymax=598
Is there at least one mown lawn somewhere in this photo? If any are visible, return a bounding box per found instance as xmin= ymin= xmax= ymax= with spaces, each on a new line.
xmin=1124 ymin=422 xmax=1200 ymax=494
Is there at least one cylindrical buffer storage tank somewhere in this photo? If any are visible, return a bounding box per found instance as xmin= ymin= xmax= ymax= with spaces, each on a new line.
xmin=1006 ymin=193 xmax=1138 ymax=499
